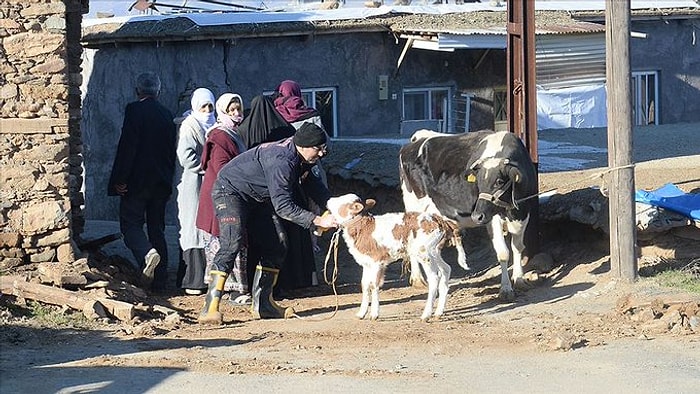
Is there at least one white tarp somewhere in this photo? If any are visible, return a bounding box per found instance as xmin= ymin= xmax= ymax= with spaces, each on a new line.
xmin=536 ymin=84 xmax=608 ymax=130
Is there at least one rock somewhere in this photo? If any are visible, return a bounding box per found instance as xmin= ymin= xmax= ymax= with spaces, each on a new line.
xmin=550 ymin=332 xmax=577 ymax=351
xmin=630 ymin=306 xmax=657 ymax=323
xmin=82 ymin=300 xmax=107 ymax=320
xmin=164 ymin=313 xmax=181 ymax=325
xmin=0 ymin=83 xmax=18 ymax=100
xmin=21 ymin=200 xmax=69 ymax=234
xmin=526 ymin=252 xmax=554 ymax=273
xmin=3 ymin=32 xmax=64 ymax=58
xmin=319 ymin=0 xmax=340 ymax=9
xmin=660 ymin=310 xmax=683 ymax=330
xmin=689 ymin=316 xmax=699 ymax=331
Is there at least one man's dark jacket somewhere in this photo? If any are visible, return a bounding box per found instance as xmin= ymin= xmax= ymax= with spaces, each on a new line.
xmin=108 ymin=97 xmax=177 ymax=198
xmin=215 ymin=137 xmax=329 ymax=229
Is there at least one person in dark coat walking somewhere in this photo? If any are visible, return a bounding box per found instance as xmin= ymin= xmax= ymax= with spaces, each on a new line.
xmin=108 ymin=71 xmax=176 ymax=291
xmin=198 ymin=123 xmax=337 ymax=325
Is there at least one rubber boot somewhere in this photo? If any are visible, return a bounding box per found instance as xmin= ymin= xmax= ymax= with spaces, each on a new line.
xmin=197 ymin=270 xmax=228 ymax=325
xmin=251 ymin=265 xmax=295 ymax=319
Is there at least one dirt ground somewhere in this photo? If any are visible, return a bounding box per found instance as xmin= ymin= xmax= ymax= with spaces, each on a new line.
xmin=1 ymin=129 xmax=700 ymax=392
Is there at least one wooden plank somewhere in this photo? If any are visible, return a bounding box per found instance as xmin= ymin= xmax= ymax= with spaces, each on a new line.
xmin=0 ymin=275 xmax=134 ymax=321
xmin=0 ymin=118 xmax=69 ymax=134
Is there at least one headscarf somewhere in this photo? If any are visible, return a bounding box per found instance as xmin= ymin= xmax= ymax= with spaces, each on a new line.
xmin=215 ymin=93 xmax=244 ymax=133
xmin=189 ymin=87 xmax=216 ymax=133
xmin=237 ymin=94 xmax=296 ymax=149
xmin=273 ymin=80 xmax=317 ymax=123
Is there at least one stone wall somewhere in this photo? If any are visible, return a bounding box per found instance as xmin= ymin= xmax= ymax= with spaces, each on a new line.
xmin=0 ymin=0 xmax=85 ymax=269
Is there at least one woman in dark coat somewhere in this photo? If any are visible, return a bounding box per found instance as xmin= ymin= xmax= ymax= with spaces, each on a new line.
xmin=237 ymin=92 xmax=321 ymax=293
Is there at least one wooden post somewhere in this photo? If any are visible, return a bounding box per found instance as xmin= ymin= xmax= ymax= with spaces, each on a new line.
xmin=605 ymin=0 xmax=638 ymax=280
xmin=507 ymin=0 xmax=539 ymax=257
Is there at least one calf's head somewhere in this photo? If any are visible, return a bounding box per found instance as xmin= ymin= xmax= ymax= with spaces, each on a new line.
xmin=468 ymin=157 xmax=522 ymax=224
xmin=326 ymin=193 xmax=377 ymax=224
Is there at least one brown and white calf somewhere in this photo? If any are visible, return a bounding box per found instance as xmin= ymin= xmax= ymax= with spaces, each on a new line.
xmin=326 ymin=193 xmax=468 ymax=321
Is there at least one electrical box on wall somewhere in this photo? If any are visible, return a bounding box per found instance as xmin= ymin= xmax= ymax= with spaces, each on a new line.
xmin=378 ymin=75 xmax=389 ymax=100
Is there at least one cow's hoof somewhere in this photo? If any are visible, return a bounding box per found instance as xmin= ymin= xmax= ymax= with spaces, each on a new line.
xmin=498 ymin=289 xmax=516 ymax=302
xmin=369 ymin=314 xmax=379 ymax=321
xmin=356 ymin=311 xmax=367 ymax=320
xmin=513 ymin=278 xmax=535 ymax=290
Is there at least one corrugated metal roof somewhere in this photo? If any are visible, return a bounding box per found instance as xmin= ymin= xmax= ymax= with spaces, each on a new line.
xmin=404 ymin=21 xmax=606 ymax=37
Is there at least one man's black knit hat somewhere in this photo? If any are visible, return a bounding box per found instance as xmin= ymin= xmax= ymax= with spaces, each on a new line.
xmin=293 ymin=122 xmax=327 ymax=147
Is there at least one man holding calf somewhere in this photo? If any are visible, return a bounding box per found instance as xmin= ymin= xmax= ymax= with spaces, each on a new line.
xmin=198 ymin=122 xmax=337 ymax=324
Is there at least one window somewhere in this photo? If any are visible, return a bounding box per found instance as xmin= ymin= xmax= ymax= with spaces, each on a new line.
xmin=302 ymin=87 xmax=337 ymax=137
xmin=632 ymin=71 xmax=659 ymax=125
xmin=402 ymin=87 xmax=450 ymax=132
xmin=493 ymin=87 xmax=508 ymax=131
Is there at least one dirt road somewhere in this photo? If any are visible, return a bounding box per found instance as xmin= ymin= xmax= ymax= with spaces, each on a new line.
xmin=2 ymin=252 xmax=699 ymax=393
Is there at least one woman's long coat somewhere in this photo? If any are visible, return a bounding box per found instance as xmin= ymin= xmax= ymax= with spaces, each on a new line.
xmin=176 ymin=115 xmax=207 ymax=250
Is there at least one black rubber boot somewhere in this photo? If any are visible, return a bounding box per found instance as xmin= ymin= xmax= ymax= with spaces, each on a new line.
xmin=197 ymin=270 xmax=228 ymax=325
xmin=251 ymin=265 xmax=294 ymax=319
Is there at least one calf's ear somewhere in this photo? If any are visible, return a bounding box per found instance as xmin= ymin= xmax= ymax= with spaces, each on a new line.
xmin=364 ymin=199 xmax=376 ymax=211
xmin=350 ymin=202 xmax=364 ymax=215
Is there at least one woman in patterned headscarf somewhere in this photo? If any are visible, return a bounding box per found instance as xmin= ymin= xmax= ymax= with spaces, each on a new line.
xmin=197 ymin=93 xmax=252 ymax=304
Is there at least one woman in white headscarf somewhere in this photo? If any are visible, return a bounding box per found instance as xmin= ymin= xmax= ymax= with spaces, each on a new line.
xmin=196 ymin=93 xmax=251 ymax=304
xmin=177 ymin=87 xmax=216 ymax=295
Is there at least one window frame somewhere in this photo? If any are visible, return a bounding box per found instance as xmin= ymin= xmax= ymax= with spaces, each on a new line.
xmin=631 ymin=71 xmax=659 ymax=126
xmin=493 ymin=87 xmax=508 ymax=131
xmin=401 ymin=86 xmax=451 ymax=132
xmin=264 ymin=86 xmax=338 ymax=137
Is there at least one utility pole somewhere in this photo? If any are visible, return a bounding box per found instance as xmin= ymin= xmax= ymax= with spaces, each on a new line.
xmin=605 ymin=0 xmax=638 ymax=280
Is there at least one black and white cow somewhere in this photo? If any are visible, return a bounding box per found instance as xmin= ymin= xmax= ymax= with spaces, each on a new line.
xmin=399 ymin=129 xmax=538 ymax=300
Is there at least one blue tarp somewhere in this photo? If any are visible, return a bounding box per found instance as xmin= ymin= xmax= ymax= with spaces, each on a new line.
xmin=635 ymin=183 xmax=700 ymax=220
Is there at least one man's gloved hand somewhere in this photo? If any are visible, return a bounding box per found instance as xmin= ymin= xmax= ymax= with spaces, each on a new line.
xmin=313 ymin=211 xmax=337 ymax=236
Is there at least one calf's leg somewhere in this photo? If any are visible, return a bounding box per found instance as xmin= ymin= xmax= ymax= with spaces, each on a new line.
xmin=419 ymin=254 xmax=440 ymax=321
xmin=356 ymin=266 xmax=372 ymax=319
xmin=369 ymin=265 xmax=383 ymax=320
xmin=433 ymin=253 xmax=451 ymax=318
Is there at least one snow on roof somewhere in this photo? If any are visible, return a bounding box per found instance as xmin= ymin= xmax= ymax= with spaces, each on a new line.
xmin=84 ymin=1 xmax=700 ymax=28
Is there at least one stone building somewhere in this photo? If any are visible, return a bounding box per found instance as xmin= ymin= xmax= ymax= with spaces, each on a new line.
xmin=0 ymin=0 xmax=86 ymax=268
